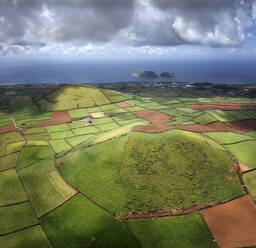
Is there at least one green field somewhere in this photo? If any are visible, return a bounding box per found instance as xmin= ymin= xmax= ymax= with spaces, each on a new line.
xmin=128 ymin=212 xmax=217 ymax=248
xmin=17 ymin=146 xmax=55 ymax=170
xmin=49 ymin=130 xmax=75 ymax=139
xmin=18 ymin=159 xmax=77 ymax=217
xmin=72 ymin=125 xmax=99 ymax=136
xmin=66 ymin=134 xmax=95 ymax=147
xmin=225 ymin=140 xmax=256 ymax=169
xmin=0 ymin=131 xmax=24 ymax=144
xmin=0 ymin=153 xmax=19 ymax=172
xmin=49 ymin=139 xmax=72 ymax=154
xmin=204 ymin=132 xmax=255 ymax=144
xmin=69 ymin=108 xmax=89 ymax=119
xmin=0 ymin=169 xmax=27 ymax=206
xmin=26 ymin=133 xmax=50 ymax=141
xmin=243 ymin=171 xmax=256 ymax=200
xmin=0 ymin=202 xmax=38 ymax=234
xmin=0 ymin=226 xmax=52 ymax=248
xmin=41 ymin=194 xmax=138 ymax=248
xmin=60 ymin=130 xmax=242 ymax=213
xmin=47 ymin=124 xmax=70 ymax=133
xmin=0 ymin=141 xmax=25 ymax=157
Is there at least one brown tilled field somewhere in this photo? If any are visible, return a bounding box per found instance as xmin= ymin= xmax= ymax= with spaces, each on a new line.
xmin=36 ymin=111 xmax=71 ymax=127
xmin=132 ymin=109 xmax=172 ymax=123
xmin=0 ymin=124 xmax=17 ymax=134
xmin=115 ymin=101 xmax=131 ymax=108
xmin=201 ymin=195 xmax=256 ymax=248
xmin=190 ymin=102 xmax=256 ymax=110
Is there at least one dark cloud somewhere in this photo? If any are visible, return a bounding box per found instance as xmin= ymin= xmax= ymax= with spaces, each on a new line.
xmin=0 ymin=0 xmax=255 ymax=54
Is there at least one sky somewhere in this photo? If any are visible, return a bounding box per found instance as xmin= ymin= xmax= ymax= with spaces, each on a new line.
xmin=0 ymin=0 xmax=256 ymax=59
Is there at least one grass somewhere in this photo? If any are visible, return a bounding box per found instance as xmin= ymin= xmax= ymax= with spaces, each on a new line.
xmin=49 ymin=130 xmax=75 ymax=139
xmin=97 ymin=122 xmax=120 ymax=132
xmin=113 ymin=113 xmax=139 ymax=125
xmin=41 ymin=194 xmax=138 ymax=248
xmin=17 ymin=146 xmax=55 ymax=170
xmin=244 ymin=131 xmax=256 ymax=138
xmin=18 ymin=159 xmax=77 ymax=217
xmin=0 ymin=226 xmax=52 ymax=248
xmin=206 ymin=110 xmax=239 ymax=122
xmin=49 ymin=139 xmax=72 ymax=154
xmin=47 ymin=124 xmax=70 ymax=133
xmin=15 ymin=112 xmax=51 ymax=128
xmin=243 ymin=171 xmax=256 ymax=200
xmin=0 ymin=153 xmax=19 ymax=172
xmin=0 ymin=131 xmax=24 ymax=144
xmin=25 ymin=140 xmax=49 ymax=146
xmin=101 ymin=89 xmax=132 ymax=102
xmin=39 ymin=85 xmax=109 ymax=111
xmin=225 ymin=140 xmax=256 ymax=169
xmin=204 ymin=132 xmax=255 ymax=144
xmin=167 ymin=115 xmax=194 ymax=125
xmin=69 ymin=108 xmax=89 ymax=119
xmin=193 ymin=112 xmax=218 ymax=124
xmin=60 ymin=130 xmax=242 ymax=214
xmin=128 ymin=212 xmax=217 ymax=248
xmin=66 ymin=134 xmax=95 ymax=147
xmin=92 ymin=117 xmax=113 ymax=125
xmin=0 ymin=202 xmax=38 ymax=234
xmin=26 ymin=133 xmax=50 ymax=141
xmin=0 ymin=141 xmax=25 ymax=157
xmin=68 ymin=121 xmax=86 ymax=129
xmin=72 ymin=126 xmax=99 ymax=136
xmin=0 ymin=169 xmax=27 ymax=206
xmin=160 ymin=108 xmax=186 ymax=117
xmin=23 ymin=126 xmax=47 ymax=135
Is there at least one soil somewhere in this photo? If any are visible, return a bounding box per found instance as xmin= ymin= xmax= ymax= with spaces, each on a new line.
xmin=0 ymin=124 xmax=17 ymax=134
xmin=36 ymin=111 xmax=71 ymax=127
xmin=132 ymin=119 xmax=256 ymax=134
xmin=201 ymin=195 xmax=256 ymax=248
xmin=132 ymin=110 xmax=172 ymax=124
xmin=115 ymin=101 xmax=131 ymax=108
xmin=190 ymin=102 xmax=256 ymax=110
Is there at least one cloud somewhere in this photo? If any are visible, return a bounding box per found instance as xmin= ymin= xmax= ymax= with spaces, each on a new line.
xmin=0 ymin=0 xmax=255 ymax=55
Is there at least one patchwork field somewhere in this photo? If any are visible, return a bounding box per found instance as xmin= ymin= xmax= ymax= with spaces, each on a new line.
xmin=0 ymin=82 xmax=256 ymax=247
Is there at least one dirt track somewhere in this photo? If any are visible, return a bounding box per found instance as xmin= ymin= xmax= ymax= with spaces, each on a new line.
xmin=132 ymin=110 xmax=172 ymax=124
xmin=190 ymin=102 xmax=256 ymax=110
xmin=36 ymin=111 xmax=71 ymax=127
xmin=0 ymin=124 xmax=17 ymax=134
xmin=201 ymin=195 xmax=256 ymax=248
xmin=115 ymin=101 xmax=131 ymax=108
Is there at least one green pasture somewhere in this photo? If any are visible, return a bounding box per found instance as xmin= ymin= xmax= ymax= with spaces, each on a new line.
xmin=60 ymin=130 xmax=242 ymax=214
xmin=47 ymin=124 xmax=70 ymax=133
xmin=49 ymin=139 xmax=72 ymax=154
xmin=204 ymin=132 xmax=255 ymax=144
xmin=243 ymin=171 xmax=256 ymax=200
xmin=97 ymin=122 xmax=120 ymax=132
xmin=0 ymin=169 xmax=27 ymax=206
xmin=0 ymin=153 xmax=19 ymax=172
xmin=23 ymin=126 xmax=47 ymax=135
xmin=225 ymin=140 xmax=256 ymax=169
xmin=128 ymin=212 xmax=217 ymax=248
xmin=66 ymin=134 xmax=95 ymax=147
xmin=26 ymin=133 xmax=50 ymax=141
xmin=0 ymin=226 xmax=52 ymax=248
xmin=72 ymin=126 xmax=99 ymax=136
xmin=49 ymin=130 xmax=74 ymax=140
xmin=0 ymin=132 xmax=24 ymax=144
xmin=160 ymin=108 xmax=187 ymax=117
xmin=18 ymin=159 xmax=77 ymax=217
xmin=0 ymin=141 xmax=25 ymax=157
xmin=101 ymin=89 xmax=131 ymax=102
xmin=68 ymin=121 xmax=86 ymax=129
xmin=41 ymin=194 xmax=138 ymax=248
xmin=0 ymin=202 xmax=38 ymax=234
xmin=92 ymin=117 xmax=113 ymax=125
xmin=25 ymin=140 xmax=49 ymax=146
xmin=69 ymin=108 xmax=88 ymax=119
xmin=17 ymin=146 xmax=55 ymax=170
xmin=193 ymin=112 xmax=218 ymax=124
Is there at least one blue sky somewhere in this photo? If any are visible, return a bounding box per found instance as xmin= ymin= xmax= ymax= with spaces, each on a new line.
xmin=0 ymin=0 xmax=256 ymax=59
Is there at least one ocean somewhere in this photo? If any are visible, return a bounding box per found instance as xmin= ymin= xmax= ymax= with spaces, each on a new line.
xmin=0 ymin=58 xmax=255 ymax=85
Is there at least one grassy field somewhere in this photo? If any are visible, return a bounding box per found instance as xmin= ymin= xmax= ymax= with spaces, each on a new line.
xmin=17 ymin=146 xmax=55 ymax=170
xmin=18 ymin=159 xmax=77 ymax=217
xmin=225 ymin=140 xmax=256 ymax=169
xmin=69 ymin=108 xmax=89 ymax=119
xmin=243 ymin=171 xmax=256 ymax=200
xmin=49 ymin=130 xmax=74 ymax=139
xmin=60 ymin=130 xmax=242 ymax=213
xmin=97 ymin=122 xmax=120 ymax=131
xmin=204 ymin=132 xmax=255 ymax=144
xmin=47 ymin=124 xmax=70 ymax=133
xmin=72 ymin=126 xmax=99 ymax=136
xmin=0 ymin=132 xmax=24 ymax=144
xmin=0 ymin=226 xmax=52 ymax=248
xmin=41 ymin=194 xmax=138 ymax=248
xmin=0 ymin=169 xmax=27 ymax=206
xmin=128 ymin=212 xmax=217 ymax=248
xmin=26 ymin=133 xmax=50 ymax=141
xmin=0 ymin=141 xmax=25 ymax=157
xmin=0 ymin=202 xmax=38 ymax=234
xmin=39 ymin=85 xmax=110 ymax=111
xmin=0 ymin=153 xmax=19 ymax=172
xmin=49 ymin=139 xmax=72 ymax=154
xmin=23 ymin=126 xmax=47 ymax=135
xmin=66 ymin=134 xmax=95 ymax=147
